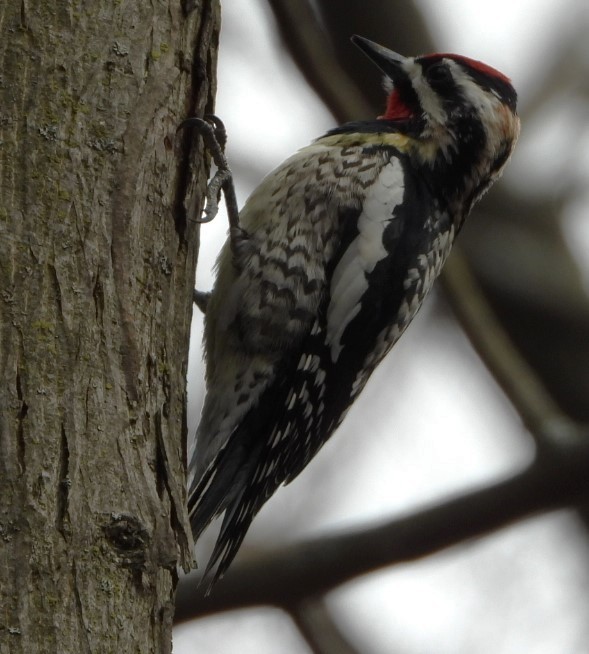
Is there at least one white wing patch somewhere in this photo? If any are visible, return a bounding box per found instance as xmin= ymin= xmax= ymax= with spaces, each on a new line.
xmin=326 ymin=159 xmax=405 ymax=363
xmin=350 ymin=225 xmax=456 ymax=399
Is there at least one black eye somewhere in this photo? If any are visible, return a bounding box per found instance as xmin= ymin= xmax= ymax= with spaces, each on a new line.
xmin=426 ymin=63 xmax=452 ymax=86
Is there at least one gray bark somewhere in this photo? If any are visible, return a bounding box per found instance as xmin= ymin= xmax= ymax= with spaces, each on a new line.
xmin=0 ymin=1 xmax=219 ymax=651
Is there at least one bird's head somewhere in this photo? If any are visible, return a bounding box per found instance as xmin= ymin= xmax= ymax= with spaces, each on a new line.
xmin=352 ymin=35 xmax=520 ymax=202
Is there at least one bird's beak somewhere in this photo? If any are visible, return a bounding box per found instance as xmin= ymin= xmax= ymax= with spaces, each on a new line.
xmin=351 ymin=35 xmax=408 ymax=81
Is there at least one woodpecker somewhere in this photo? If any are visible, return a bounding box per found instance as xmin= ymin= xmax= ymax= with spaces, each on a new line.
xmin=188 ymin=35 xmax=519 ymax=586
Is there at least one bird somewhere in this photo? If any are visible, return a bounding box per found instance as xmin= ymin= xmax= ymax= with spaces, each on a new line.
xmin=187 ymin=35 xmax=520 ymax=587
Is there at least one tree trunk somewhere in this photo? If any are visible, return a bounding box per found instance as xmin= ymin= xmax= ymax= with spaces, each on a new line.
xmin=0 ymin=1 xmax=219 ymax=651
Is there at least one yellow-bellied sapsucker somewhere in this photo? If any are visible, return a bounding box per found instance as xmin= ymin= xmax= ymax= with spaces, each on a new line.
xmin=188 ymin=35 xmax=520 ymax=585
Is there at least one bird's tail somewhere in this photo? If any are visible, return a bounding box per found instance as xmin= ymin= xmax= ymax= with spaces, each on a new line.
xmin=188 ymin=430 xmax=262 ymax=590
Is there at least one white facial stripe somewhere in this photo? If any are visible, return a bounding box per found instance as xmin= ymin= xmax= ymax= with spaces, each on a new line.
xmin=445 ymin=60 xmax=503 ymax=121
xmin=327 ymin=159 xmax=405 ymax=363
xmin=404 ymin=60 xmax=447 ymax=125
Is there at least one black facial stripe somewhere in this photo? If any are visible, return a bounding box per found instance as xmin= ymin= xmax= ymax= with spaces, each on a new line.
xmin=418 ymin=58 xmax=467 ymax=114
xmin=456 ymin=65 xmax=518 ymax=113
xmin=420 ymin=59 xmax=459 ymax=93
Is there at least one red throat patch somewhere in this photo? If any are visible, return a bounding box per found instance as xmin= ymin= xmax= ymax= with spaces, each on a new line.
xmin=380 ymin=89 xmax=413 ymax=121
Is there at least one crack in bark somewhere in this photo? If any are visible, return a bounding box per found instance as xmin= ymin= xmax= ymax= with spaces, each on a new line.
xmin=92 ymin=268 xmax=104 ymax=323
xmin=15 ymin=369 xmax=27 ymax=475
xmin=55 ymin=422 xmax=70 ymax=538
xmin=172 ymin=0 xmax=217 ymax=239
xmin=19 ymin=0 xmax=27 ymax=28
xmin=155 ymin=410 xmax=192 ymax=569
xmin=48 ymin=262 xmax=64 ymax=329
xmin=155 ymin=411 xmax=166 ymax=501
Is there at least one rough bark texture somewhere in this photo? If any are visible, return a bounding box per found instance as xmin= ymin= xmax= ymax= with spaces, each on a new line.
xmin=0 ymin=1 xmax=219 ymax=652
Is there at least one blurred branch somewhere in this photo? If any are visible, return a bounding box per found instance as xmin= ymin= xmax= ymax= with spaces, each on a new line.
xmin=266 ymin=0 xmax=434 ymax=123
xmin=441 ymin=249 xmax=577 ymax=448
xmin=519 ymin=35 xmax=589 ymax=120
xmin=265 ymin=0 xmax=372 ymax=122
xmin=291 ymin=599 xmax=363 ymax=654
xmin=459 ymin=193 xmax=589 ymax=423
xmin=175 ymin=429 xmax=589 ymax=621
xmin=313 ymin=0 xmax=435 ymax=111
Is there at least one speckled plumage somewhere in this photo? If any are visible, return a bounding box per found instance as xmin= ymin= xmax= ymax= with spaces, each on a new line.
xmin=188 ymin=37 xmax=520 ymax=586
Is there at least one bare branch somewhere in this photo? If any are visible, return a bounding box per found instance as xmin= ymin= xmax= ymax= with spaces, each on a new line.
xmin=290 ymin=599 xmax=363 ymax=654
xmin=175 ymin=430 xmax=589 ymax=622
xmin=266 ymin=0 xmax=435 ymax=124
xmin=265 ymin=0 xmax=372 ymax=122
xmin=441 ymin=249 xmax=577 ymax=448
